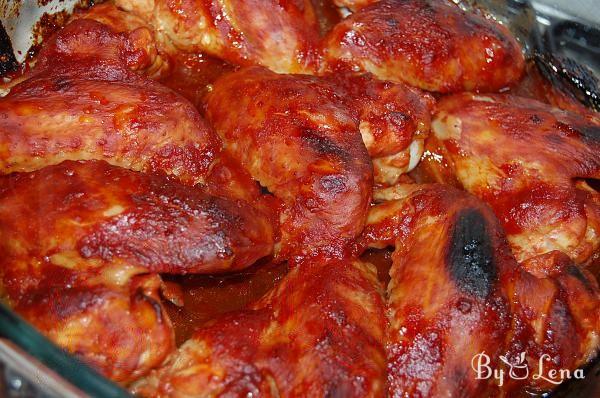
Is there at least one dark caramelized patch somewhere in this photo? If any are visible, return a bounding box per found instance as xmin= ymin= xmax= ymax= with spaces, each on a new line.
xmin=301 ymin=128 xmax=349 ymax=161
xmin=566 ymin=265 xmax=596 ymax=293
xmin=535 ymin=52 xmax=600 ymax=112
xmin=446 ymin=209 xmax=497 ymax=298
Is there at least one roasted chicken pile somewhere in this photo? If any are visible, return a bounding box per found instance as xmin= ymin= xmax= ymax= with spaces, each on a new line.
xmin=0 ymin=0 xmax=599 ymax=397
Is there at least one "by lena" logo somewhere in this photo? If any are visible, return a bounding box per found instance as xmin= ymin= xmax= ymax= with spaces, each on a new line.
xmin=471 ymin=352 xmax=585 ymax=387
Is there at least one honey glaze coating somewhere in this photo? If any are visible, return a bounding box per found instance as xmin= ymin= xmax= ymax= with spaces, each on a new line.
xmin=205 ymin=67 xmax=372 ymax=258
xmin=0 ymin=160 xmax=274 ymax=381
xmin=132 ymin=256 xmax=387 ymax=398
xmin=356 ymin=184 xmax=600 ymax=396
xmin=0 ymin=19 xmax=221 ymax=184
xmin=114 ymin=0 xmax=321 ymax=74
xmin=422 ymin=93 xmax=600 ymax=265
xmin=322 ymin=0 xmax=525 ymax=93
xmin=205 ymin=66 xmax=431 ymax=257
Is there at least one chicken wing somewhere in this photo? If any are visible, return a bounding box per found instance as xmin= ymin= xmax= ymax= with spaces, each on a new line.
xmin=356 ymin=184 xmax=600 ymax=396
xmin=322 ymin=0 xmax=525 ymax=93
xmin=114 ymin=0 xmax=321 ymax=73
xmin=132 ymin=256 xmax=387 ymax=397
xmin=419 ymin=93 xmax=600 ymax=265
xmin=0 ymin=19 xmax=221 ymax=184
xmin=0 ymin=160 xmax=274 ymax=382
xmin=205 ymin=67 xmax=371 ymax=257
xmin=204 ymin=66 xmax=431 ymax=256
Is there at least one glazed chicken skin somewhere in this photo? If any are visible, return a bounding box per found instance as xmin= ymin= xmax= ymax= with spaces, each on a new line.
xmin=0 ymin=18 xmax=278 ymax=383
xmin=72 ymin=2 xmax=172 ymax=79
xmin=114 ymin=0 xmax=321 ymax=73
xmin=420 ymin=93 xmax=600 ymax=265
xmin=322 ymin=0 xmax=525 ymax=93
xmin=132 ymin=256 xmax=387 ymax=398
xmin=0 ymin=1 xmax=599 ymax=397
xmin=356 ymin=184 xmax=600 ymax=396
xmin=0 ymin=19 xmax=220 ymax=185
xmin=0 ymin=160 xmax=273 ymax=276
xmin=205 ymin=67 xmax=432 ymax=256
xmin=205 ymin=67 xmax=373 ymax=257
xmin=331 ymin=72 xmax=433 ymax=185
xmin=0 ymin=155 xmax=274 ymax=382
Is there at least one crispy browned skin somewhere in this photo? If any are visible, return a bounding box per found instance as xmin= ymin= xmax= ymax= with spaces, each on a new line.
xmin=421 ymin=93 xmax=600 ymax=265
xmin=0 ymin=160 xmax=273 ymax=382
xmin=132 ymin=256 xmax=387 ymax=397
xmin=322 ymin=0 xmax=525 ymax=93
xmin=115 ymin=0 xmax=321 ymax=73
xmin=0 ymin=19 xmax=221 ymax=184
xmin=356 ymin=184 xmax=600 ymax=396
xmin=205 ymin=66 xmax=432 ymax=255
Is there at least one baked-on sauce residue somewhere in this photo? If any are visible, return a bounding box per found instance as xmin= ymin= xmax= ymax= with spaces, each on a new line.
xmin=165 ymin=249 xmax=393 ymax=345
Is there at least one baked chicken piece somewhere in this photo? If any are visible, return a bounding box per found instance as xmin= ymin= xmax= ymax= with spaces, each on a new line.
xmin=0 ymin=18 xmax=221 ymax=185
xmin=356 ymin=184 xmax=600 ymax=396
xmin=418 ymin=93 xmax=600 ymax=265
xmin=114 ymin=0 xmax=321 ymax=73
xmin=204 ymin=66 xmax=431 ymax=256
xmin=0 ymin=160 xmax=274 ymax=382
xmin=0 ymin=19 xmax=276 ymax=383
xmin=132 ymin=256 xmax=387 ymax=398
xmin=322 ymin=0 xmax=525 ymax=93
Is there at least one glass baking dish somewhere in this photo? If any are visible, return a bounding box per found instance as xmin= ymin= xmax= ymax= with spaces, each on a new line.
xmin=0 ymin=0 xmax=598 ymax=397
xmin=0 ymin=302 xmax=131 ymax=397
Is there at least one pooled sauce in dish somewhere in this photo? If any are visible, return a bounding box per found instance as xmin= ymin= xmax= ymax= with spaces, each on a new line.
xmin=159 ymin=52 xmax=234 ymax=109
xmin=163 ymin=258 xmax=288 ymax=346
xmin=165 ymin=249 xmax=393 ymax=345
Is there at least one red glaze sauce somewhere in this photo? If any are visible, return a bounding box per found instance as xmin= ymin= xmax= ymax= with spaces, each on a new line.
xmin=164 ymin=248 xmax=393 ymax=345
